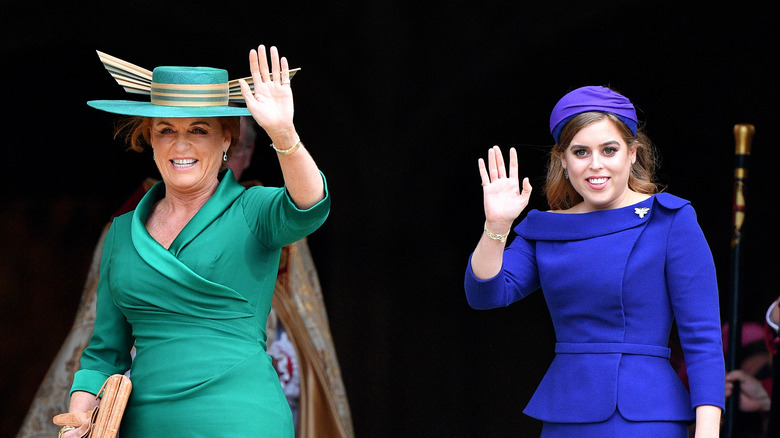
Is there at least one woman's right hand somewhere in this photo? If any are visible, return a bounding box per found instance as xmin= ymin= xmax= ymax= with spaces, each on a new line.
xmin=60 ymin=421 xmax=89 ymax=438
xmin=478 ymin=146 xmax=532 ymax=233
xmin=56 ymin=412 xmax=90 ymax=438
xmin=58 ymin=391 xmax=99 ymax=437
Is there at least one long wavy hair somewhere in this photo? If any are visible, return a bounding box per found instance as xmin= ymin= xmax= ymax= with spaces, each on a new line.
xmin=544 ymin=112 xmax=661 ymax=211
xmin=113 ymin=116 xmax=241 ymax=161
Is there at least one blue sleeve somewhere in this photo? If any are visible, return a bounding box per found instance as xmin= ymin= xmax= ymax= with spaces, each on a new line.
xmin=665 ymin=205 xmax=725 ymax=411
xmin=464 ymin=234 xmax=541 ymax=309
xmin=71 ymin=223 xmax=134 ymax=396
xmin=241 ymin=172 xmax=330 ymax=249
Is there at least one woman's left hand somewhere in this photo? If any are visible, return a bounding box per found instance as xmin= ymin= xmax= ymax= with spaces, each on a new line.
xmin=239 ymin=45 xmax=296 ymax=142
xmin=693 ymin=405 xmax=721 ymax=438
xmin=238 ymin=44 xmax=323 ymax=209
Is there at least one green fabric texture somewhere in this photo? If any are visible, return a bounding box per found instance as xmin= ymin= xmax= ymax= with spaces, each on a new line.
xmin=71 ymin=170 xmax=329 ymax=437
xmin=153 ymin=66 xmax=228 ymax=85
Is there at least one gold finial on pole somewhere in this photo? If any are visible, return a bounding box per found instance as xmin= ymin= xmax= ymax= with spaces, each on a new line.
xmin=731 ymin=124 xmax=754 ymax=248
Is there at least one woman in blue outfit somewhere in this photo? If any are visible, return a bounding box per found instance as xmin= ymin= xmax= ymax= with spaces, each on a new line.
xmin=464 ymin=86 xmax=724 ymax=437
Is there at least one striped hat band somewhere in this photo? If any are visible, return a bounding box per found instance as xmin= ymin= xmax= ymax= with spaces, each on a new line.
xmin=150 ymin=66 xmax=229 ymax=107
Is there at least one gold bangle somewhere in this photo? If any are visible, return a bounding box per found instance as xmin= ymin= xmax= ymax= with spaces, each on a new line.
xmin=484 ymin=223 xmax=509 ymax=243
xmin=270 ymin=140 xmax=302 ymax=156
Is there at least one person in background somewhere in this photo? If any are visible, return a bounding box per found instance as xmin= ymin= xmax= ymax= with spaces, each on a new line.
xmin=226 ymin=116 xmax=304 ymax=424
xmin=226 ymin=116 xmax=354 ymax=437
xmin=722 ymin=322 xmax=772 ymax=437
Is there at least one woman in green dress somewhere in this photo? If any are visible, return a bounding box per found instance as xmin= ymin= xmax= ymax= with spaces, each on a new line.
xmin=60 ymin=45 xmax=329 ymax=438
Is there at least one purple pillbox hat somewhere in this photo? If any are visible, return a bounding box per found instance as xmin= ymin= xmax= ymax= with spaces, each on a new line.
xmin=549 ymin=86 xmax=638 ymax=143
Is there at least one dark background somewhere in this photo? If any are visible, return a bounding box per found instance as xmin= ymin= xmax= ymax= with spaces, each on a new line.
xmin=3 ymin=1 xmax=779 ymax=436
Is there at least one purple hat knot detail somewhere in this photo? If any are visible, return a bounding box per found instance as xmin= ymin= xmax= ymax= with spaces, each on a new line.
xmin=549 ymin=86 xmax=638 ymax=143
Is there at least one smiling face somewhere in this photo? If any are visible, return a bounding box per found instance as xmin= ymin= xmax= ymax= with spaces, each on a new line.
xmin=150 ymin=117 xmax=231 ymax=195
xmin=560 ymin=118 xmax=637 ymax=212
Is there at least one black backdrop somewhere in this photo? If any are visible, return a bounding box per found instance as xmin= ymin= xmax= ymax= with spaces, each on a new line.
xmin=3 ymin=1 xmax=779 ymax=436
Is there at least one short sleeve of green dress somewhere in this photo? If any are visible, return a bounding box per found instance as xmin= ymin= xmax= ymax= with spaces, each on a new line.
xmin=71 ymin=170 xmax=330 ymax=438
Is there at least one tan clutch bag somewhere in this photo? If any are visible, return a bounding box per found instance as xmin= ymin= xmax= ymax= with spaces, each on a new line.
xmin=53 ymin=374 xmax=132 ymax=438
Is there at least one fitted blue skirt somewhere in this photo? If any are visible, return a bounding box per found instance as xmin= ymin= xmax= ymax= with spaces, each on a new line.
xmin=540 ymin=409 xmax=689 ymax=438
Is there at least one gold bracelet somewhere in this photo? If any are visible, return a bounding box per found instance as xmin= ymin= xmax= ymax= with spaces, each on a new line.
xmin=270 ymin=140 xmax=302 ymax=156
xmin=484 ymin=223 xmax=509 ymax=243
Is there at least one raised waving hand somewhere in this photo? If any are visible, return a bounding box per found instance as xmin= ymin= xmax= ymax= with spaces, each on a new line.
xmin=470 ymin=146 xmax=532 ymax=280
xmin=238 ymin=44 xmax=324 ymax=209
xmin=478 ymin=146 xmax=532 ymax=233
xmin=238 ymin=45 xmax=296 ymax=142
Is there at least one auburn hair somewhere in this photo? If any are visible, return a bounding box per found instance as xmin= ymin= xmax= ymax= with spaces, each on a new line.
xmin=544 ymin=112 xmax=660 ymax=211
xmin=113 ymin=116 xmax=241 ymax=161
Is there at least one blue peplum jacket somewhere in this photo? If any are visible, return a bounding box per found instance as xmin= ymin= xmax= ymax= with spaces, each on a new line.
xmin=465 ymin=193 xmax=725 ymax=423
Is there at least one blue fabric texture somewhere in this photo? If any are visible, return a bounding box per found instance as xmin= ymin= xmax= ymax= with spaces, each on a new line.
xmin=464 ymin=193 xmax=725 ymax=426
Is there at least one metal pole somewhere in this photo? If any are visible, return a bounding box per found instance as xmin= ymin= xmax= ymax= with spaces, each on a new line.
xmin=723 ymin=123 xmax=754 ymax=437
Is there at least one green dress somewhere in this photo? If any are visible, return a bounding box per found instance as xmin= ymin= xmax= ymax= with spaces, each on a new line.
xmin=71 ymin=170 xmax=330 ymax=437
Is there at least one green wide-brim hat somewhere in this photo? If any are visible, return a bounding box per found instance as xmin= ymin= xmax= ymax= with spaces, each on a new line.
xmin=88 ymin=51 xmax=299 ymax=118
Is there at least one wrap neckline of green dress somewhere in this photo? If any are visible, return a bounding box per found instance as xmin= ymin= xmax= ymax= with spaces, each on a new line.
xmin=129 ymin=169 xmax=255 ymax=320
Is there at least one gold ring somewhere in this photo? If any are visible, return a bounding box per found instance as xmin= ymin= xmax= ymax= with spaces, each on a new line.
xmin=280 ymin=81 xmax=290 ymax=85
xmin=58 ymin=426 xmax=76 ymax=438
